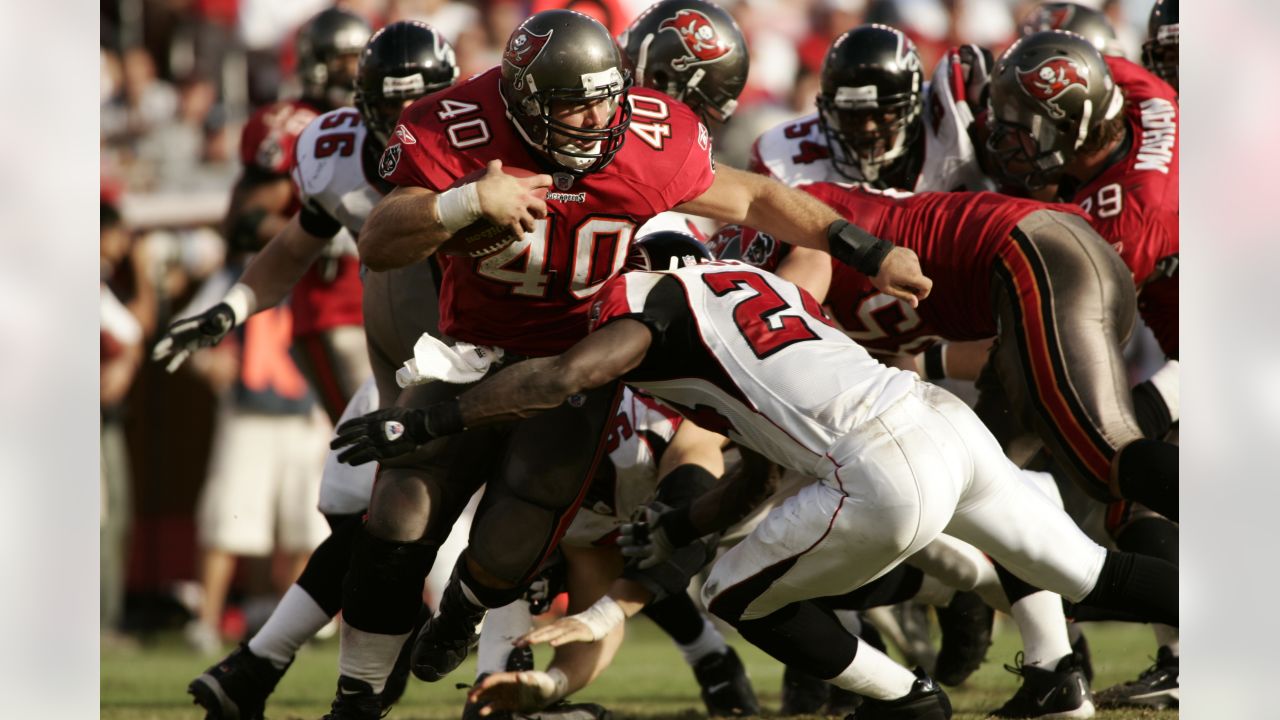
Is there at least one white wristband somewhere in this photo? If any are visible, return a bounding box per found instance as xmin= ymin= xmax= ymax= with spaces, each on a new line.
xmin=545 ymin=667 xmax=570 ymax=702
xmin=572 ymin=595 xmax=627 ymax=641
xmin=436 ymin=182 xmax=483 ymax=234
xmin=223 ymin=283 xmax=258 ymax=327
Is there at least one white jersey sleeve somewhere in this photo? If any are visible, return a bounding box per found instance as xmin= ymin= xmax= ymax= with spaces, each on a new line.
xmin=917 ymin=53 xmax=997 ymax=192
xmin=292 ymin=108 xmax=385 ymax=254
xmin=748 ymin=113 xmax=849 ymax=187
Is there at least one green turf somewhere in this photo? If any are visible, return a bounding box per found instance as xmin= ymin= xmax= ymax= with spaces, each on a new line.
xmin=102 ymin=617 xmax=1175 ymax=719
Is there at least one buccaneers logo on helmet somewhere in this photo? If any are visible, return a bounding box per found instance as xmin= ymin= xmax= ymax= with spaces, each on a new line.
xmin=1016 ymin=57 xmax=1089 ymax=119
xmin=503 ymin=28 xmax=552 ymax=90
xmin=659 ymin=9 xmax=732 ymax=71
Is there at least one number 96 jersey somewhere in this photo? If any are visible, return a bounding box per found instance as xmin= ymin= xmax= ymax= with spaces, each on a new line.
xmin=379 ymin=67 xmax=716 ymax=357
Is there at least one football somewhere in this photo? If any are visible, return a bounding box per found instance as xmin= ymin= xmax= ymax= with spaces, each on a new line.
xmin=436 ymin=165 xmax=545 ymax=258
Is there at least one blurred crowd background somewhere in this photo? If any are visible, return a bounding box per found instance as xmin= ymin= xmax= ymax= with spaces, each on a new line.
xmin=99 ymin=0 xmax=1163 ymax=652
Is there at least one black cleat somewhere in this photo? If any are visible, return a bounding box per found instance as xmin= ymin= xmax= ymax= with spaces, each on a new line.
xmin=693 ymin=647 xmax=761 ymax=717
xmin=1094 ymin=646 xmax=1178 ymax=710
xmin=322 ymin=676 xmax=384 ymax=720
xmin=933 ymin=591 xmax=995 ymax=687
xmin=988 ymin=653 xmax=1093 ymax=718
xmin=1069 ymin=631 xmax=1094 ymax=684
xmin=413 ymin=581 xmax=487 ymax=682
xmin=855 ymin=667 xmax=952 ymax=720
xmin=780 ymin=665 xmax=829 ymax=715
xmin=187 ymin=643 xmax=288 ymax=720
xmin=516 ymin=701 xmax=613 ymax=720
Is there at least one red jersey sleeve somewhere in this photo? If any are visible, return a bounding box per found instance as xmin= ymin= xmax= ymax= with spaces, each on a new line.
xmin=239 ymin=101 xmax=319 ymax=176
xmin=649 ymin=94 xmax=717 ymax=208
xmin=376 ymin=97 xmax=472 ymax=192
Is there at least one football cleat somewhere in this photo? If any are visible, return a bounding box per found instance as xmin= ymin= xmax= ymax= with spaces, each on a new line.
xmin=413 ymin=581 xmax=487 ymax=682
xmin=988 ymin=653 xmax=1094 ymax=719
xmin=322 ymin=675 xmax=383 ymax=720
xmin=1069 ymin=630 xmax=1094 ymax=684
xmin=780 ymin=665 xmax=829 ymax=715
xmin=187 ymin=643 xmax=289 ymax=720
xmin=693 ymin=647 xmax=761 ymax=717
xmin=1093 ymin=646 xmax=1178 ymax=709
xmin=933 ymin=591 xmax=995 ymax=686
xmin=855 ymin=667 xmax=952 ymax=720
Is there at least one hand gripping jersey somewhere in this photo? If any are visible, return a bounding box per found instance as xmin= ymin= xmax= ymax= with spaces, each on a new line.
xmin=240 ymin=99 xmax=364 ymax=338
xmin=592 ymin=262 xmax=914 ymax=479
xmin=749 ymin=52 xmax=993 ymax=193
xmin=380 ymin=68 xmax=716 ymax=356
xmin=1066 ymin=57 xmax=1179 ymax=356
xmin=564 ymin=387 xmax=684 ymax=547
xmin=802 ymin=184 xmax=1089 ymax=357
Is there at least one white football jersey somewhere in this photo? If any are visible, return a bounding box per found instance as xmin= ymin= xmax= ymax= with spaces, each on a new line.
xmin=563 ymin=387 xmax=684 ymax=546
xmin=291 ymin=108 xmax=384 ymax=252
xmin=750 ymin=56 xmax=995 ymax=193
xmin=595 ymin=262 xmax=915 ymax=479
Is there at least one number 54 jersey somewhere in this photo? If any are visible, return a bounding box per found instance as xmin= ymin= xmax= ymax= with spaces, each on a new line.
xmin=592 ymin=262 xmax=915 ymax=478
xmin=380 ymin=67 xmax=716 ymax=357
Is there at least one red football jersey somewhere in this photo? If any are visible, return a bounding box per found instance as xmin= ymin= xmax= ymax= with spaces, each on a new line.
xmin=1071 ymin=57 xmax=1178 ymax=355
xmin=379 ymin=68 xmax=716 ymax=356
xmin=239 ymin=99 xmax=322 ymax=178
xmin=804 ymin=183 xmax=1087 ymax=356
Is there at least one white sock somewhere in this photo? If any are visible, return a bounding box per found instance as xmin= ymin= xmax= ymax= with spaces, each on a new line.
xmin=829 ymin=641 xmax=918 ymax=700
xmin=915 ymin=574 xmax=958 ymax=608
xmin=247 ymin=585 xmax=333 ymax=669
xmin=1153 ymin=624 xmax=1179 ymax=656
xmin=477 ymin=601 xmax=534 ymax=677
xmin=338 ymin=623 xmax=411 ymax=694
xmin=1010 ymin=591 xmax=1072 ymax=668
xmin=677 ymin=618 xmax=729 ymax=666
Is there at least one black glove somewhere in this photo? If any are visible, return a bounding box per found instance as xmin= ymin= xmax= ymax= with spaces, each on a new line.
xmin=329 ymin=401 xmax=466 ymax=466
xmin=618 ymin=501 xmax=700 ymax=570
xmin=955 ymin=44 xmax=994 ymax=114
xmin=151 ymin=303 xmax=236 ymax=371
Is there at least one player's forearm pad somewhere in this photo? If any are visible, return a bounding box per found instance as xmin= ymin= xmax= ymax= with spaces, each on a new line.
xmin=826 ymin=220 xmax=894 ymax=277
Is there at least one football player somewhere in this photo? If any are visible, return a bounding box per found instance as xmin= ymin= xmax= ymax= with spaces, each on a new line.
xmin=1017 ymin=2 xmax=1124 ymax=56
xmin=218 ymin=7 xmax=372 ymax=422
xmin=163 ymin=22 xmax=461 ymax=720
xmin=318 ymin=10 xmax=931 ymax=718
xmin=1143 ymin=0 xmax=1178 ymax=93
xmin=332 ymin=235 xmax=1179 ymax=720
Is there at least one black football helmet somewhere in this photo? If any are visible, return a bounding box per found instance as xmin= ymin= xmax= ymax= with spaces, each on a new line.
xmin=816 ymin=25 xmax=924 ymax=188
xmin=626 ymin=230 xmax=712 ymax=271
xmin=986 ymin=30 xmax=1123 ymax=191
xmin=500 ymin=10 xmax=633 ymax=175
xmin=355 ymin=21 xmax=459 ymax=148
xmin=618 ymin=0 xmax=749 ymax=124
xmin=1018 ymin=2 xmax=1122 ymax=56
xmin=297 ymin=7 xmax=373 ymax=109
xmin=1143 ymin=0 xmax=1178 ymax=91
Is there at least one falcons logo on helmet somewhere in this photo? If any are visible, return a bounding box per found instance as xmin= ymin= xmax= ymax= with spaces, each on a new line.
xmin=659 ymin=9 xmax=732 ymax=71
xmin=503 ymin=27 xmax=552 ymax=90
xmin=1016 ymin=57 xmax=1089 ymax=119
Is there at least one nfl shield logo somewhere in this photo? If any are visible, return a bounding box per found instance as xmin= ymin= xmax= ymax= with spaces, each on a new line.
xmin=553 ymin=172 xmax=575 ymax=190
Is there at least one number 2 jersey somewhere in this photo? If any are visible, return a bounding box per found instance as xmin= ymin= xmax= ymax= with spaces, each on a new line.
xmin=592 ymin=262 xmax=914 ymax=478
xmin=380 ymin=67 xmax=716 ymax=357
xmin=239 ymin=99 xmax=364 ymax=337
xmin=802 ymin=184 xmax=1090 ymax=358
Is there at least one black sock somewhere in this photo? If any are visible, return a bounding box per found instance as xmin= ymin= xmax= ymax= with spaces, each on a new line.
xmin=1115 ymin=516 xmax=1179 ymax=564
xmin=1131 ymin=380 xmax=1174 ymax=439
xmin=1078 ymin=550 xmax=1178 ymax=627
xmin=994 ymin=562 xmax=1041 ymax=606
xmin=736 ymin=601 xmax=859 ymax=681
xmin=296 ymin=514 xmax=363 ymax=616
xmin=644 ymin=592 xmax=708 ymax=645
xmin=1115 ymin=440 xmax=1178 ymax=521
xmin=342 ymin=527 xmax=437 ymax=634
xmin=456 ymin=556 xmax=528 ymax=610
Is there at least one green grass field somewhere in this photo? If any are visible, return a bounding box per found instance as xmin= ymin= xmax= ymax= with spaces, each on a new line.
xmin=102 ymin=618 xmax=1175 ymax=719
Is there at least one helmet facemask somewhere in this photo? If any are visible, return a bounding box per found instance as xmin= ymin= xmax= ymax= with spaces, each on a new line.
xmin=817 ymin=87 xmax=921 ymax=185
xmin=1142 ymin=28 xmax=1179 ymax=90
xmin=525 ymin=75 xmax=634 ymax=173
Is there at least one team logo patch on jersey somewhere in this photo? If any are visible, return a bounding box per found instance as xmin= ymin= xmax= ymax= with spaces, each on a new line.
xmin=379 ymin=143 xmax=402 ymax=178
xmin=658 ymin=9 xmax=733 ymax=70
xmin=503 ymin=27 xmax=552 ymax=91
xmin=391 ymin=124 xmax=417 ymax=145
xmin=1017 ymin=57 xmax=1089 ymax=119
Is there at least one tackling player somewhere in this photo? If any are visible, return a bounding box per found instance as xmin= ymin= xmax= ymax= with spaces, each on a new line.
xmin=317 ymin=10 xmax=930 ymax=718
